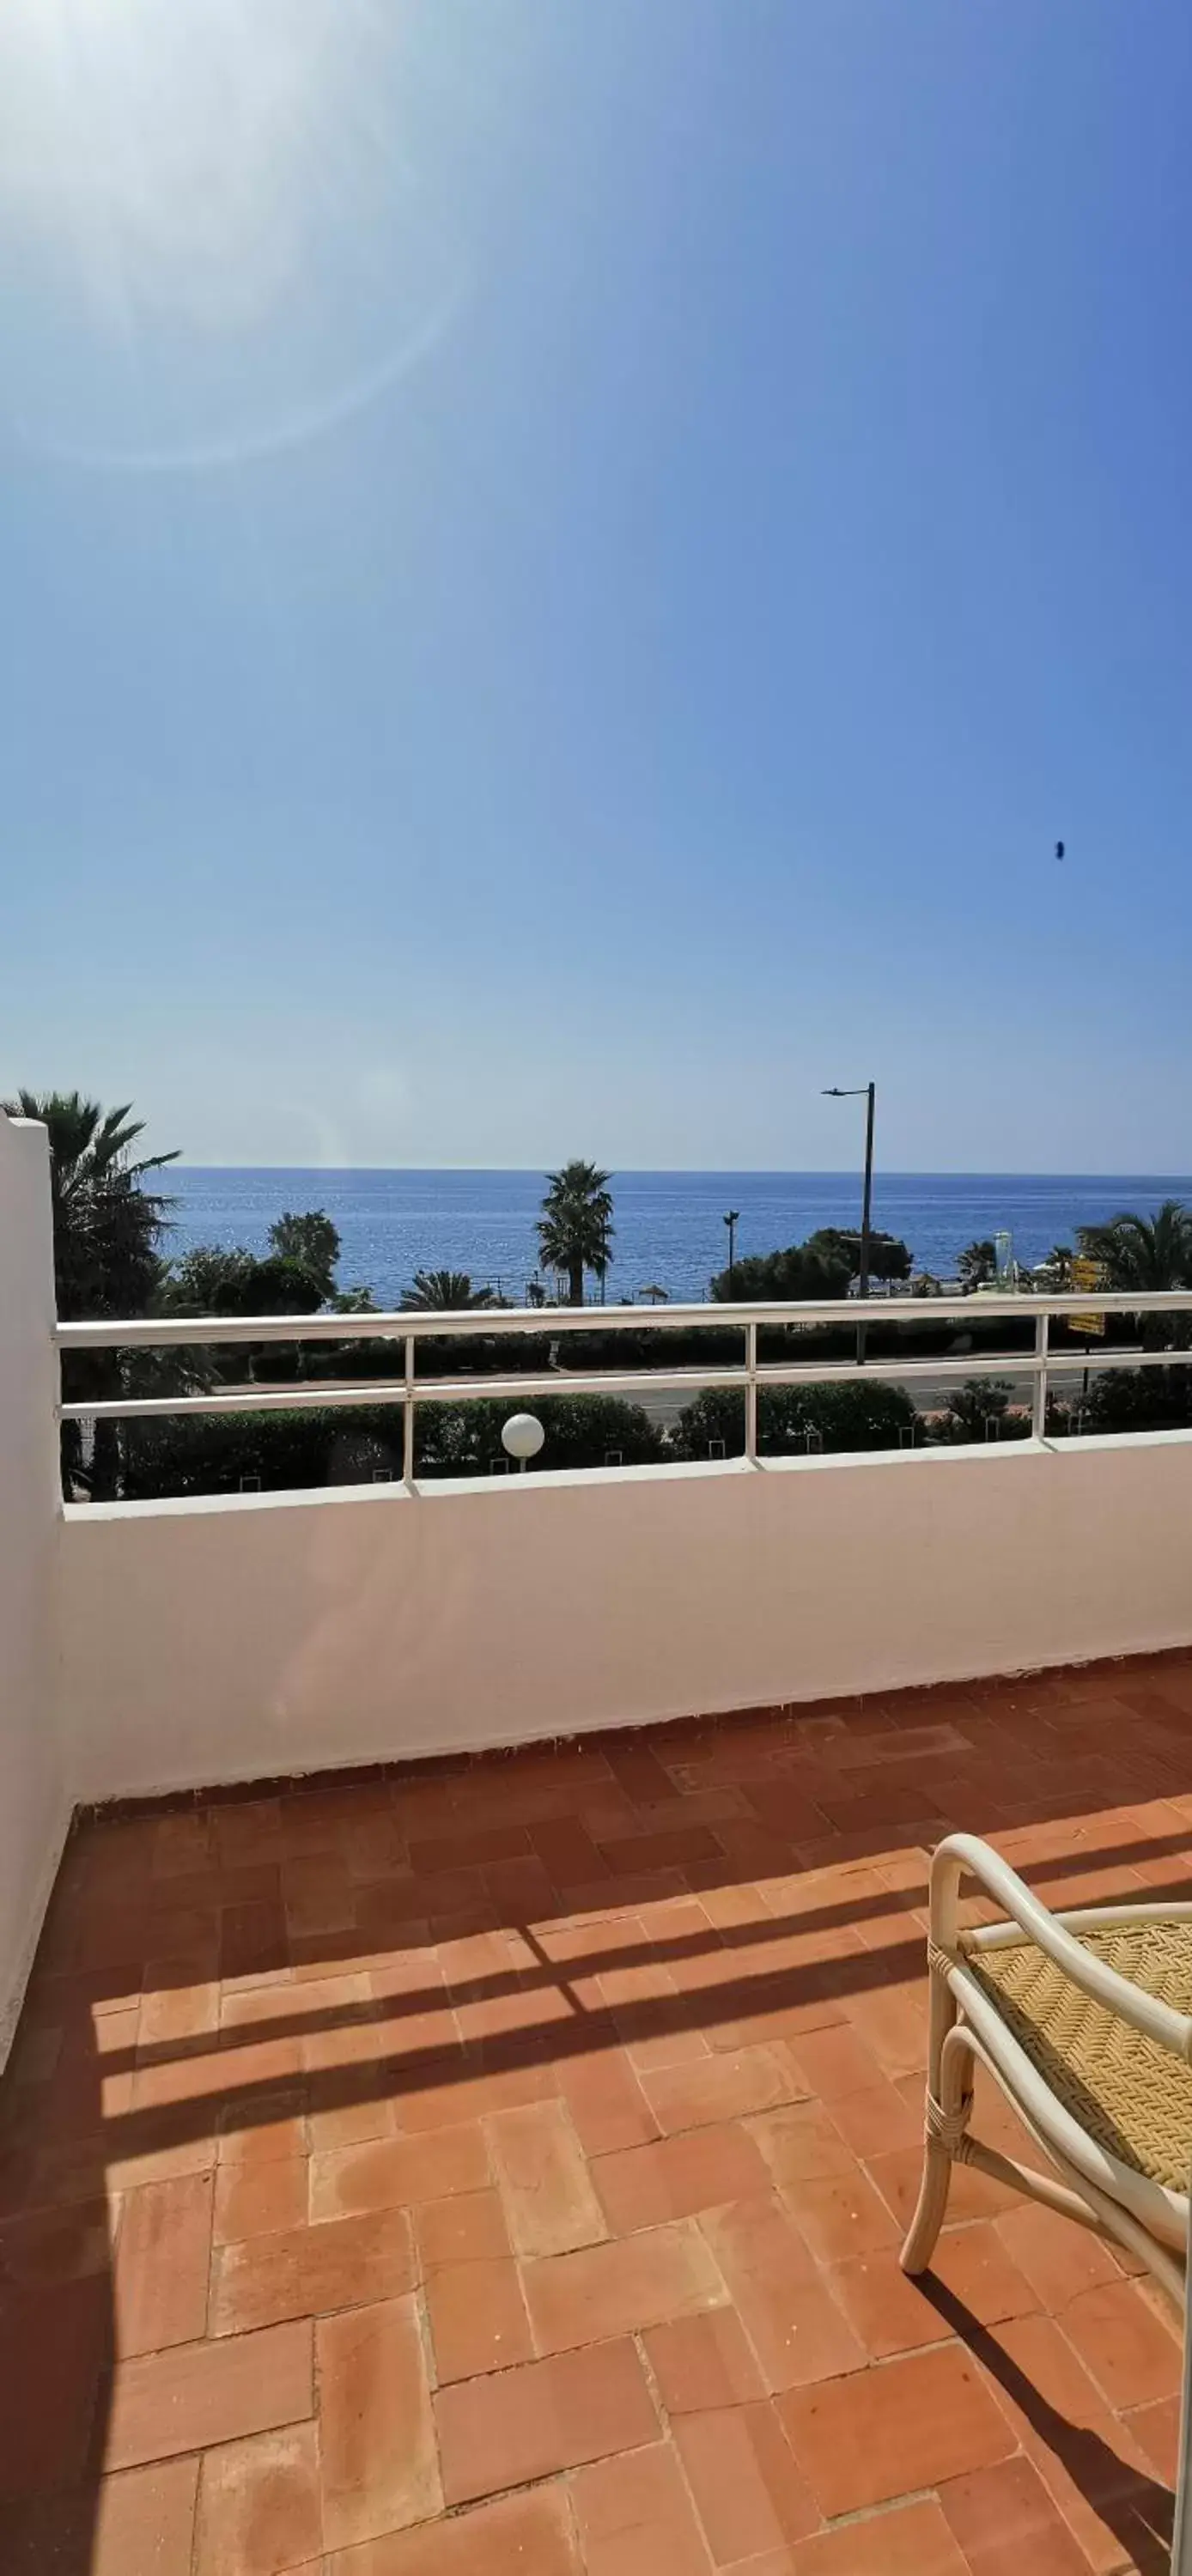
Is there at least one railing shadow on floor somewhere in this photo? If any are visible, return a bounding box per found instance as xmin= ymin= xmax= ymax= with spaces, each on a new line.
xmin=3 ymin=1703 xmax=1192 ymax=2569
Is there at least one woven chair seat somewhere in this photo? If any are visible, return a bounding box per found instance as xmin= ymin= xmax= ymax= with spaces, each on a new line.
xmin=970 ymin=1919 xmax=1192 ymax=2194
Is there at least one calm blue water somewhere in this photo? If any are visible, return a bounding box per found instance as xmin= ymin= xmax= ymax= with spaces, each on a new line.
xmin=165 ymin=1171 xmax=1192 ymax=1307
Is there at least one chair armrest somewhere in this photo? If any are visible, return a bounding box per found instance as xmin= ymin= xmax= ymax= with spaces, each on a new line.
xmin=929 ymin=1832 xmax=1192 ymax=2062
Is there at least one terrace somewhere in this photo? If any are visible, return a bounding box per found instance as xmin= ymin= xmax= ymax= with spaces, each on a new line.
xmin=3 ymin=1113 xmax=1192 ymax=2573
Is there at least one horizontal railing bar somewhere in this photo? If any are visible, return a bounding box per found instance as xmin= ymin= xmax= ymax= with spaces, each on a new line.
xmin=60 ymin=1342 xmax=1192 ymax=1424
xmin=1043 ymin=1346 xmax=1191 ymax=1375
xmin=761 ymin=1348 xmax=1186 ymax=1388
xmin=54 ymin=1288 xmax=1192 ymax=1352
xmin=61 ymin=1384 xmax=411 ymax=1423
xmin=61 ymin=1367 xmax=748 ymax=1424
xmin=755 ymin=1352 xmax=1043 ymax=1389
xmin=61 ymin=1314 xmax=407 ymax=1351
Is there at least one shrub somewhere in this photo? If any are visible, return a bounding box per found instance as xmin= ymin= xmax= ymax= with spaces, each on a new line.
xmin=802 ymin=1228 xmax=913 ymax=1282
xmin=417 ymin=1392 xmax=665 ymax=1478
xmin=930 ymin=1378 xmax=1031 ymax=1445
xmin=123 ymin=1386 xmax=667 ymax=1497
xmin=1079 ymin=1366 xmax=1192 ymax=1437
xmin=672 ymin=1381 xmax=919 ymax=1461
xmin=120 ymin=1404 xmax=405 ymax=1498
xmin=164 ymin=1246 xmax=325 ymax=1319
xmin=709 ymin=1245 xmax=849 ymax=1303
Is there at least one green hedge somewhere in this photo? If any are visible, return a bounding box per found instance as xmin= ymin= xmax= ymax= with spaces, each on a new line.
xmin=417 ymin=1393 xmax=665 ymax=1478
xmin=1079 ymin=1366 xmax=1192 ymax=1436
xmin=672 ymin=1381 xmax=920 ymax=1461
xmin=119 ymin=1390 xmax=665 ymax=1498
xmin=120 ymin=1406 xmax=406 ymax=1498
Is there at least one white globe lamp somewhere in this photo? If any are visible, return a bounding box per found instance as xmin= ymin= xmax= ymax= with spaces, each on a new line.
xmin=502 ymin=1412 xmax=544 ymax=1473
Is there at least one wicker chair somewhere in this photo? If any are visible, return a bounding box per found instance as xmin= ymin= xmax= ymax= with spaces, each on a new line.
xmin=901 ymin=1832 xmax=1192 ymax=2572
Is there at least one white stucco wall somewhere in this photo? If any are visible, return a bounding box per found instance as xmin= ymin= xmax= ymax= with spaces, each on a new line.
xmin=0 ymin=1119 xmax=68 ymax=2056
xmin=3 ymin=1106 xmax=1192 ymax=2024
xmin=59 ymin=1431 xmax=1192 ymax=1804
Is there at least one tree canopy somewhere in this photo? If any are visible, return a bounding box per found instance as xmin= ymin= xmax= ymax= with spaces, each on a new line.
xmin=402 ymin=1269 xmax=497 ymax=1312
xmin=162 ymin=1246 xmax=325 ymax=1318
xmin=269 ymin=1209 xmax=341 ymax=1298
xmin=709 ymin=1242 xmax=851 ymax=1303
xmin=4 ymin=1091 xmax=179 ymax=1499
xmin=802 ymin=1227 xmax=913 ymax=1282
xmin=1075 ymin=1202 xmax=1192 ymax=1349
xmin=958 ymin=1239 xmax=998 ymax=1288
xmin=537 ymin=1161 xmax=615 ymax=1305
xmin=1078 ymin=1202 xmax=1192 ymax=1293
xmin=6 ymin=1089 xmax=177 ymax=1322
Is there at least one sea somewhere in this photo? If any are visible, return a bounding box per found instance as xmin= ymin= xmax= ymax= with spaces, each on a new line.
xmin=165 ymin=1171 xmax=1192 ymax=1309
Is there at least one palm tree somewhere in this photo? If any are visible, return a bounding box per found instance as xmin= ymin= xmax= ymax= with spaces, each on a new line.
xmin=402 ymin=1269 xmax=496 ymax=1312
xmin=4 ymin=1091 xmax=178 ymax=1497
xmin=1078 ymin=1202 xmax=1192 ymax=1348
xmin=957 ymin=1239 xmax=997 ymax=1290
xmin=1078 ymin=1202 xmax=1192 ymax=1291
xmin=1037 ymin=1243 xmax=1075 ymax=1288
xmin=537 ymin=1161 xmax=615 ymax=1306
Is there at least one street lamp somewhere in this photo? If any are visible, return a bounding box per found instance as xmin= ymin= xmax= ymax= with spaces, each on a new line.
xmin=823 ymin=1082 xmax=876 ymax=1363
xmin=723 ymin=1209 xmax=740 ymax=1294
xmin=502 ymin=1413 xmax=544 ymax=1473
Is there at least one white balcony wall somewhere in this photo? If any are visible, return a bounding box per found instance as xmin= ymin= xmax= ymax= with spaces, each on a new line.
xmin=0 ymin=1115 xmax=1189 ymax=1988
xmin=59 ymin=1431 xmax=1192 ymax=1805
xmin=0 ymin=1118 xmax=68 ymax=2056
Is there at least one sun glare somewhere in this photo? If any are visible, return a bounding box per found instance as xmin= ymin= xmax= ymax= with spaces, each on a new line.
xmin=0 ymin=0 xmax=462 ymax=467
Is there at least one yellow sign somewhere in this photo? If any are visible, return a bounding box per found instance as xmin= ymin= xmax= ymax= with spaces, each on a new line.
xmin=1068 ymin=1255 xmax=1107 ymax=1336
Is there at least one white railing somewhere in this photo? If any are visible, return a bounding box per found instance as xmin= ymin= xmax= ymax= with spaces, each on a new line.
xmin=55 ymin=1290 xmax=1192 ymax=1480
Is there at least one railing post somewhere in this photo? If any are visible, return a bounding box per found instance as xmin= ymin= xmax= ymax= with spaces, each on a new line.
xmin=1031 ymin=1310 xmax=1049 ymax=1443
xmin=403 ymin=1334 xmax=416 ymax=1485
xmin=745 ymin=1322 xmax=758 ymax=1463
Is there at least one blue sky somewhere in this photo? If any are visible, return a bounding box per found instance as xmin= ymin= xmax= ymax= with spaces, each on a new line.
xmin=3 ymin=0 xmax=1191 ymax=1171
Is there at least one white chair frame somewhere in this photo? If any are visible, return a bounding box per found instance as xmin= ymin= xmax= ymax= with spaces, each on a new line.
xmin=901 ymin=1832 xmax=1192 ymax=2573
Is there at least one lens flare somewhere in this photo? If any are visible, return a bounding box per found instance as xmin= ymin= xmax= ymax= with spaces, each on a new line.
xmin=0 ymin=0 xmax=465 ymax=467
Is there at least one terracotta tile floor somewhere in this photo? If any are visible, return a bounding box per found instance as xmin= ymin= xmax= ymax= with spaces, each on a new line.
xmin=3 ymin=1653 xmax=1192 ymax=2573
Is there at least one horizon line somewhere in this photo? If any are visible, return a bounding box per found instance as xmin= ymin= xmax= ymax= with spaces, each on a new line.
xmin=169 ymin=1162 xmax=1192 ymax=1181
